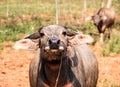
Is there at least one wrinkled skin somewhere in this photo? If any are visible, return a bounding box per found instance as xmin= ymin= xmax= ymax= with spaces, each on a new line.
xmin=92 ymin=7 xmax=115 ymax=42
xmin=26 ymin=25 xmax=98 ymax=87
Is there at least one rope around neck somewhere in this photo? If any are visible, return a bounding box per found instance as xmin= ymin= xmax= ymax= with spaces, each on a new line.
xmin=54 ymin=56 xmax=63 ymax=87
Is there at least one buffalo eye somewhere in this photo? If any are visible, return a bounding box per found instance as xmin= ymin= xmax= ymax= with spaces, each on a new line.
xmin=62 ymin=31 xmax=67 ymax=36
xmin=40 ymin=33 xmax=44 ymax=37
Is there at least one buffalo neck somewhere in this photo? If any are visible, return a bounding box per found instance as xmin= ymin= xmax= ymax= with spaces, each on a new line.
xmin=40 ymin=57 xmax=73 ymax=87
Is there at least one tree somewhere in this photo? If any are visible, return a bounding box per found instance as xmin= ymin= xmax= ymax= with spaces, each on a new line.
xmin=6 ymin=0 xmax=9 ymax=17
xmin=83 ymin=0 xmax=87 ymax=22
xmin=106 ymin=0 xmax=112 ymax=8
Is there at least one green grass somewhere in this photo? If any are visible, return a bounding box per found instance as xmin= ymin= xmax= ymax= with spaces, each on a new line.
xmin=0 ymin=0 xmax=120 ymax=57
xmin=0 ymin=43 xmax=4 ymax=54
xmin=100 ymin=20 xmax=120 ymax=56
xmin=109 ymin=35 xmax=120 ymax=53
xmin=98 ymin=79 xmax=120 ymax=87
xmin=0 ymin=17 xmax=42 ymax=42
xmin=0 ymin=0 xmax=120 ymax=18
xmin=0 ymin=0 xmax=120 ymax=86
xmin=101 ymin=34 xmax=120 ymax=56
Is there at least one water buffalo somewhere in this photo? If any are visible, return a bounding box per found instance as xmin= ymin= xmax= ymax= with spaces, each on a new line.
xmin=92 ymin=7 xmax=115 ymax=42
xmin=25 ymin=25 xmax=98 ymax=87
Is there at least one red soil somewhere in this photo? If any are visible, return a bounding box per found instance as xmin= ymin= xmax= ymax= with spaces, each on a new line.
xmin=0 ymin=43 xmax=120 ymax=87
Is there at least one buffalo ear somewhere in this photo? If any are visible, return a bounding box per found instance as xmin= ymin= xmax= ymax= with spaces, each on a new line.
xmin=13 ymin=39 xmax=39 ymax=50
xmin=65 ymin=28 xmax=78 ymax=37
xmin=13 ymin=32 xmax=40 ymax=50
xmin=13 ymin=27 xmax=44 ymax=50
xmin=68 ymin=32 xmax=94 ymax=45
xmin=65 ymin=29 xmax=78 ymax=44
xmin=63 ymin=27 xmax=78 ymax=42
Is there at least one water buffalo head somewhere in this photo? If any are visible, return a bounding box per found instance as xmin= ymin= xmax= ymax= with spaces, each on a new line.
xmin=14 ymin=24 xmax=94 ymax=62
xmin=92 ymin=14 xmax=101 ymax=26
xmin=92 ymin=11 xmax=107 ymax=26
xmin=25 ymin=25 xmax=77 ymax=61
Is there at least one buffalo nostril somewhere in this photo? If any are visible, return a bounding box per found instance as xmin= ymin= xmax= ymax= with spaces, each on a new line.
xmin=57 ymin=40 xmax=60 ymax=44
xmin=49 ymin=38 xmax=60 ymax=45
xmin=49 ymin=40 xmax=52 ymax=45
xmin=48 ymin=38 xmax=61 ymax=49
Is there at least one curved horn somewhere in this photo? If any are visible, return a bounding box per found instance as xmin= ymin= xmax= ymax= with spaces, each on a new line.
xmin=25 ymin=27 xmax=44 ymax=39
xmin=63 ymin=26 xmax=78 ymax=36
xmin=66 ymin=29 xmax=78 ymax=36
xmin=25 ymin=32 xmax=40 ymax=39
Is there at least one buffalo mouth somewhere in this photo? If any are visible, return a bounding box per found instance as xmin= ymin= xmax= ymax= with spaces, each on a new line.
xmin=42 ymin=45 xmax=65 ymax=62
xmin=44 ymin=45 xmax=65 ymax=52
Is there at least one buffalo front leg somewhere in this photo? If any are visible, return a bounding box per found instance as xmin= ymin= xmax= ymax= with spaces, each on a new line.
xmin=100 ymin=33 xmax=104 ymax=43
xmin=108 ymin=27 xmax=111 ymax=39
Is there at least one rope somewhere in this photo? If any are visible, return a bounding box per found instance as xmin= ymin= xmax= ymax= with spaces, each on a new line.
xmin=55 ymin=0 xmax=59 ymax=24
xmin=54 ymin=56 xmax=63 ymax=87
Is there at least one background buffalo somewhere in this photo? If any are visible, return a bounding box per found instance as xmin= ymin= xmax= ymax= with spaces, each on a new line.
xmin=92 ymin=7 xmax=115 ymax=42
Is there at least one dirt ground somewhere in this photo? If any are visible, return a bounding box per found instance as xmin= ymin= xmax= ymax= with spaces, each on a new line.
xmin=1 ymin=42 xmax=120 ymax=87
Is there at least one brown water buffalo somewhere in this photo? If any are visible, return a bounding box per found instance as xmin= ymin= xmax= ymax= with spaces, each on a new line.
xmin=92 ymin=7 xmax=115 ymax=42
xmin=25 ymin=25 xmax=98 ymax=87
